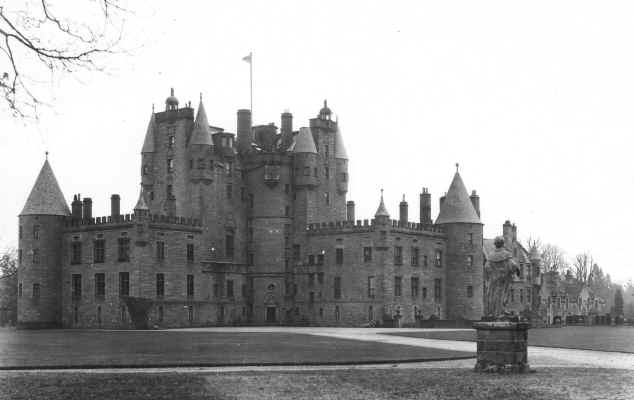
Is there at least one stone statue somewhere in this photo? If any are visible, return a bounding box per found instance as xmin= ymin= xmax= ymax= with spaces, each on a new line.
xmin=484 ymin=236 xmax=520 ymax=319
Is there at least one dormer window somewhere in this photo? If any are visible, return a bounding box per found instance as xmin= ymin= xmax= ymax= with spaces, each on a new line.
xmin=168 ymin=135 xmax=175 ymax=148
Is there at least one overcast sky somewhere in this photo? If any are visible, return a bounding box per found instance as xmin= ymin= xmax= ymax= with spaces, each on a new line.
xmin=1 ymin=0 xmax=632 ymax=283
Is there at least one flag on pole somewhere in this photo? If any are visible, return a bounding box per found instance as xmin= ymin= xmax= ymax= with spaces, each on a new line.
xmin=242 ymin=53 xmax=252 ymax=64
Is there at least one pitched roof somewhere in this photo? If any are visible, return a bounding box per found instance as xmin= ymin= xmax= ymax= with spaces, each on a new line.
xmin=435 ymin=171 xmax=481 ymax=224
xmin=190 ymin=100 xmax=213 ymax=146
xmin=141 ymin=113 xmax=156 ymax=153
xmin=375 ymin=190 xmax=390 ymax=218
xmin=334 ymin=124 xmax=348 ymax=159
xmin=20 ymin=159 xmax=70 ymax=216
xmin=293 ymin=127 xmax=317 ymax=153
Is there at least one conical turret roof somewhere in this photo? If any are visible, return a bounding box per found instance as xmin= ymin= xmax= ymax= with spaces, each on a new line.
xmin=21 ymin=158 xmax=70 ymax=216
xmin=141 ymin=113 xmax=156 ymax=153
xmin=334 ymin=123 xmax=348 ymax=159
xmin=375 ymin=190 xmax=390 ymax=218
xmin=435 ymin=169 xmax=481 ymax=224
xmin=293 ymin=127 xmax=317 ymax=153
xmin=134 ymin=186 xmax=149 ymax=211
xmin=190 ymin=99 xmax=213 ymax=146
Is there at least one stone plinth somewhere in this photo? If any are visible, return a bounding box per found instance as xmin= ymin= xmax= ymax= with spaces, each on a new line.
xmin=473 ymin=321 xmax=530 ymax=373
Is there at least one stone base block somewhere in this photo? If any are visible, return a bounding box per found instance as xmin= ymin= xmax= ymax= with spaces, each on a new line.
xmin=473 ymin=321 xmax=531 ymax=373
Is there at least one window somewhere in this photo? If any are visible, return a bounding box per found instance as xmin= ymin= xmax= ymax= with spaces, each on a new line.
xmin=422 ymin=287 xmax=427 ymax=299
xmin=285 ymin=184 xmax=290 ymax=193
xmin=156 ymin=241 xmax=165 ymax=260
xmin=95 ymin=273 xmax=105 ymax=298
xmin=308 ymin=255 xmax=315 ymax=266
xmin=309 ymin=291 xmax=315 ymax=303
xmin=363 ymin=247 xmax=372 ymax=262
xmin=394 ymin=246 xmax=403 ymax=265
xmin=367 ymin=276 xmax=375 ymax=298
xmin=71 ymin=242 xmax=82 ymax=265
xmin=197 ymin=158 xmax=205 ymax=169
xmin=187 ymin=305 xmax=193 ymax=323
xmin=213 ymin=283 xmax=220 ymax=298
xmin=248 ymin=252 xmax=254 ymax=266
xmin=33 ymin=225 xmax=40 ymax=240
xmin=334 ymin=276 xmax=342 ymax=299
xmin=325 ymin=144 xmax=329 ymax=158
xmin=118 ymin=238 xmax=130 ymax=262
xmin=226 ymin=280 xmax=234 ymax=298
xmin=411 ymin=247 xmax=419 ymax=266
xmin=292 ymin=244 xmax=300 ymax=261
xmin=74 ymin=306 xmax=79 ymax=323
xmin=19 ymin=225 xmax=22 ymax=239
xmin=119 ymin=272 xmax=130 ymax=296
xmin=423 ymin=255 xmax=428 ymax=267
xmin=335 ymin=248 xmax=343 ymax=265
xmin=434 ymin=278 xmax=442 ymax=301
xmin=308 ymin=273 xmax=315 ymax=286
xmin=468 ymin=233 xmax=474 ymax=245
xmin=303 ymin=166 xmax=310 ymax=176
xmin=226 ymin=184 xmax=232 ymax=200
xmin=411 ymin=277 xmax=419 ymax=297
xmin=156 ymin=273 xmax=164 ymax=297
xmin=264 ymin=165 xmax=280 ymax=181
xmin=18 ymin=249 xmax=22 ymax=264
xmin=249 ymin=193 xmax=254 ymax=209
xmin=72 ymin=274 xmax=82 ymax=298
xmin=435 ymin=250 xmax=442 ymax=267
xmin=325 ymin=192 xmax=330 ymax=205
xmin=285 ymin=206 xmax=290 ymax=217
xmin=314 ymin=167 xmax=318 ymax=177
xmin=315 ymin=253 xmax=324 ymax=265
xmin=368 ymin=305 xmax=374 ymax=321
xmin=32 ymin=249 xmax=39 ymax=264
xmin=335 ymin=305 xmax=340 ymax=321
xmin=520 ymin=288 xmax=524 ymax=303
xmin=394 ymin=276 xmax=402 ymax=297
xmin=120 ymin=305 xmax=127 ymax=322
xmin=226 ymin=161 xmax=233 ymax=176
xmin=325 ymin=166 xmax=330 ymax=179
xmin=317 ymin=272 xmax=324 ymax=284
xmin=187 ymin=274 xmax=194 ymax=298
xmin=158 ymin=306 xmax=164 ymax=322
xmin=187 ymin=243 xmax=194 ymax=262
xmin=94 ymin=240 xmax=105 ymax=263
xmin=168 ymin=135 xmax=175 ymax=148
xmin=466 ymin=255 xmax=473 ymax=268
xmin=167 ymin=158 xmax=174 ymax=173
xmin=225 ymin=235 xmax=234 ymax=258
xmin=32 ymin=283 xmax=40 ymax=299
xmin=467 ymin=285 xmax=473 ymax=298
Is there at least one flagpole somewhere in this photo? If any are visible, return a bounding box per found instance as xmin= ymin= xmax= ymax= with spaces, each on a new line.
xmin=249 ymin=52 xmax=253 ymax=116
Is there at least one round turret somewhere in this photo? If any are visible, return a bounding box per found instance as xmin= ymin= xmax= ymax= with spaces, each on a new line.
xmin=319 ymin=99 xmax=332 ymax=120
xmin=165 ymin=88 xmax=179 ymax=110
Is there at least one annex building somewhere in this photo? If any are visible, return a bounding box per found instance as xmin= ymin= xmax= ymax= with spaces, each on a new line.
xmin=18 ymin=90 xmax=544 ymax=328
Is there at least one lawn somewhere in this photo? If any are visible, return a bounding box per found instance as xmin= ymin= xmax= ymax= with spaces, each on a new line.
xmin=0 ymin=329 xmax=472 ymax=369
xmin=1 ymin=367 xmax=633 ymax=399
xmin=386 ymin=326 xmax=634 ymax=353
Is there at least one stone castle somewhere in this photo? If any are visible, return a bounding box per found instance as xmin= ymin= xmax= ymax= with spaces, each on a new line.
xmin=17 ymin=89 xmax=543 ymax=328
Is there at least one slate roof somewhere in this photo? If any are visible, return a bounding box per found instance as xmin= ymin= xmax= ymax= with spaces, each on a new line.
xmin=141 ymin=113 xmax=156 ymax=153
xmin=293 ymin=127 xmax=317 ymax=153
xmin=435 ymin=172 xmax=481 ymax=224
xmin=190 ymin=100 xmax=213 ymax=146
xmin=134 ymin=187 xmax=149 ymax=211
xmin=334 ymin=124 xmax=348 ymax=159
xmin=20 ymin=159 xmax=70 ymax=216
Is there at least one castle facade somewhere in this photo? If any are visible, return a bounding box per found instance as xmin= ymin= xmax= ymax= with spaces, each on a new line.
xmin=18 ymin=90 xmax=511 ymax=328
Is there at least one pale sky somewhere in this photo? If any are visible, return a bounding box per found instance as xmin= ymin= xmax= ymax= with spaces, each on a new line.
xmin=1 ymin=0 xmax=633 ymax=283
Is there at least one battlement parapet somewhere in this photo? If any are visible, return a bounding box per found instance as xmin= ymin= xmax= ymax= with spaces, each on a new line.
xmin=306 ymin=219 xmax=445 ymax=235
xmin=64 ymin=213 xmax=202 ymax=230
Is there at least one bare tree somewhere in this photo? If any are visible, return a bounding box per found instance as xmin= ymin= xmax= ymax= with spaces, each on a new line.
xmin=573 ymin=252 xmax=595 ymax=284
xmin=0 ymin=0 xmax=128 ymax=118
xmin=541 ymin=244 xmax=568 ymax=274
xmin=524 ymin=236 xmax=542 ymax=254
xmin=0 ymin=248 xmax=17 ymax=277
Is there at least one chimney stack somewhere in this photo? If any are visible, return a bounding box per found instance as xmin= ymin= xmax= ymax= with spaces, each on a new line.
xmin=111 ymin=194 xmax=121 ymax=218
xmin=503 ymin=220 xmax=513 ymax=249
xmin=346 ymin=200 xmax=355 ymax=222
xmin=419 ymin=187 xmax=431 ymax=224
xmin=236 ymin=109 xmax=253 ymax=153
xmin=399 ymin=195 xmax=408 ymax=225
xmin=281 ymin=111 xmax=293 ymax=136
xmin=470 ymin=190 xmax=480 ymax=218
xmin=71 ymin=194 xmax=82 ymax=219
xmin=82 ymin=197 xmax=92 ymax=220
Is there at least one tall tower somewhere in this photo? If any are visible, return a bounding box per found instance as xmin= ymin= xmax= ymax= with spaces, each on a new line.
xmin=435 ymin=165 xmax=484 ymax=320
xmin=18 ymin=157 xmax=70 ymax=328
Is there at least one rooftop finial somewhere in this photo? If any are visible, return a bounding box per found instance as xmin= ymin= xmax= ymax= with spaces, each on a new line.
xmin=324 ymin=99 xmax=327 ymax=108
xmin=152 ymin=103 xmax=155 ymax=113
xmin=170 ymin=87 xmax=174 ymax=96
xmin=200 ymin=92 xmax=203 ymax=102
xmin=380 ymin=188 xmax=384 ymax=198
xmin=456 ymin=162 xmax=459 ymax=173
xmin=45 ymin=151 xmax=48 ymax=160
xmin=402 ymin=194 xmax=405 ymax=202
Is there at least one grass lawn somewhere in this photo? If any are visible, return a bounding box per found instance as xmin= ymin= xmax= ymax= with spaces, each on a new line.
xmin=0 ymin=329 xmax=472 ymax=368
xmin=385 ymin=326 xmax=634 ymax=353
xmin=2 ymin=367 xmax=633 ymax=399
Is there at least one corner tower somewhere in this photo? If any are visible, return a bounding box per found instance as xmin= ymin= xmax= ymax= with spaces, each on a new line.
xmin=18 ymin=157 xmax=70 ymax=328
xmin=435 ymin=165 xmax=484 ymax=320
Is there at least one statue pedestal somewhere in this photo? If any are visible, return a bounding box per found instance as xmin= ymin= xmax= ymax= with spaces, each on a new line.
xmin=473 ymin=321 xmax=531 ymax=373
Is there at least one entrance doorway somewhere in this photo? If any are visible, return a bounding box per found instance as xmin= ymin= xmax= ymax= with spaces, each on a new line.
xmin=266 ymin=307 xmax=276 ymax=322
